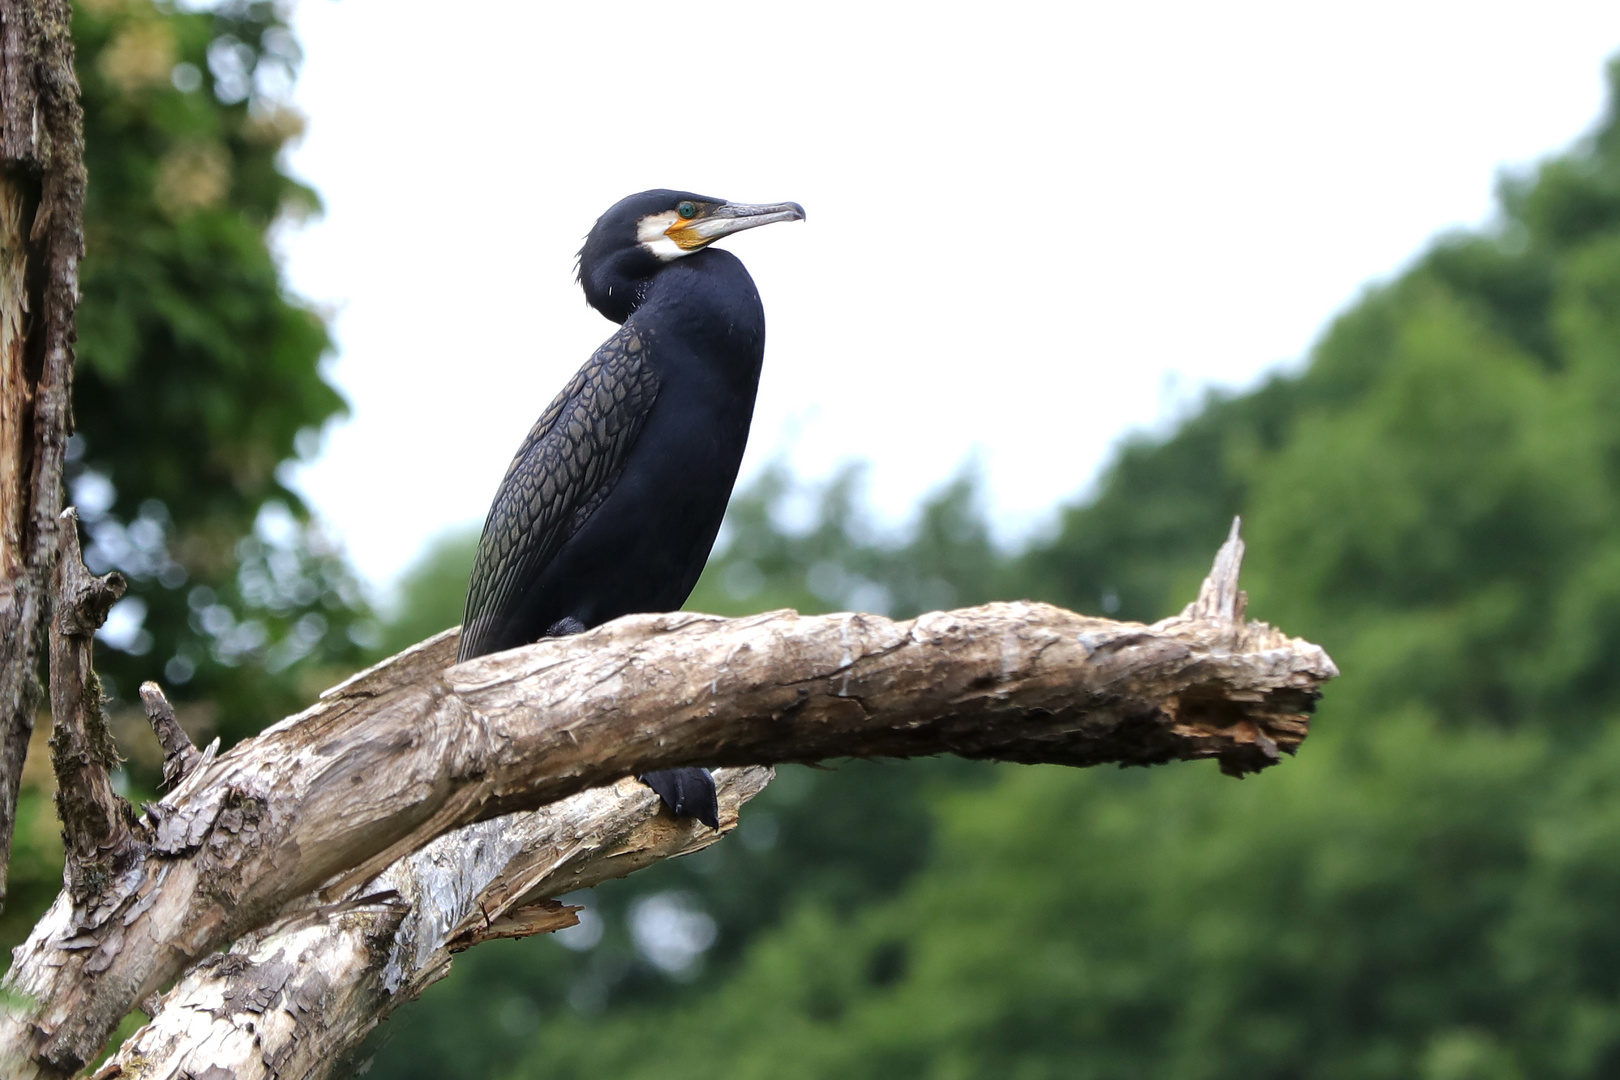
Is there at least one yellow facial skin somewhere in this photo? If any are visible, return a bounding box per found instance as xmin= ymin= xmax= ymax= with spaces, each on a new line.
xmin=635 ymin=200 xmax=805 ymax=261
xmin=664 ymin=204 xmax=718 ymax=250
xmin=634 ymin=209 xmax=714 ymax=259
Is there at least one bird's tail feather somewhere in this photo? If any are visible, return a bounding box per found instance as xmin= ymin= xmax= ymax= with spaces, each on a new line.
xmin=638 ymin=767 xmax=719 ymax=829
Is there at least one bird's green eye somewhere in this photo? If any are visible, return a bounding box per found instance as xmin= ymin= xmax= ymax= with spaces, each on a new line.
xmin=677 ymin=201 xmax=698 ymax=219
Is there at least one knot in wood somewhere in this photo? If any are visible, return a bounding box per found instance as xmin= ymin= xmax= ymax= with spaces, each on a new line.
xmin=53 ymin=569 xmax=124 ymax=637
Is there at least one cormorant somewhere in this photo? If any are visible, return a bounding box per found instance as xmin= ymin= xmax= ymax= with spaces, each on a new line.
xmin=458 ymin=189 xmax=805 ymax=829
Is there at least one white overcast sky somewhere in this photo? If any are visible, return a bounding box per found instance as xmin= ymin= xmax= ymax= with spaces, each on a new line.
xmin=280 ymin=0 xmax=1620 ymax=592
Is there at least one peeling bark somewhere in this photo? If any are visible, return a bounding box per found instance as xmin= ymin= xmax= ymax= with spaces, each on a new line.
xmin=95 ymin=768 xmax=772 ymax=1080
xmin=0 ymin=0 xmax=84 ymax=914
xmin=0 ymin=527 xmax=1335 ymax=1078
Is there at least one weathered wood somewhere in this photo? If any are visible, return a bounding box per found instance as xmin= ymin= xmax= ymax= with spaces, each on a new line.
xmin=0 ymin=0 xmax=84 ymax=915
xmin=46 ymin=508 xmax=136 ymax=917
xmin=94 ymin=767 xmax=772 ymax=1080
xmin=0 ymin=527 xmax=1336 ymax=1077
xmin=138 ymin=682 xmax=201 ymax=789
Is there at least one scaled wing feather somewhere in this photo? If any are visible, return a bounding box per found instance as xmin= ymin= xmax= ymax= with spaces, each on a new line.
xmin=458 ymin=325 xmax=661 ymax=660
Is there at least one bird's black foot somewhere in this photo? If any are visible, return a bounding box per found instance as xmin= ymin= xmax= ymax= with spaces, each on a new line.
xmin=546 ymin=616 xmax=588 ymax=637
xmin=638 ymin=767 xmax=719 ymax=829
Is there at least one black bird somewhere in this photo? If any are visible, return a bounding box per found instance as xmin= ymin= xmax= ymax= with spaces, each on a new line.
xmin=458 ymin=189 xmax=805 ymax=829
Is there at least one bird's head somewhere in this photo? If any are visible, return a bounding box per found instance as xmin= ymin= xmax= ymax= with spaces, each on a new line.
xmin=578 ymin=189 xmax=805 ymax=322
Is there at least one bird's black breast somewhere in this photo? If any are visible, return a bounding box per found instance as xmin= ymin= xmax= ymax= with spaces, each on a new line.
xmin=458 ymin=324 xmax=660 ymax=660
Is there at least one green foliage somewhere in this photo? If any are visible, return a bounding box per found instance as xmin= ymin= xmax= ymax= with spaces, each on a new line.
xmin=509 ymin=719 xmax=1620 ymax=1080
xmin=686 ymin=460 xmax=1009 ymax=619
xmin=70 ymin=0 xmax=371 ymax=742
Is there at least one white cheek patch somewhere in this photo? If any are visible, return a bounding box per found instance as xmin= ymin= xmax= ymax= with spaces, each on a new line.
xmin=636 ymin=210 xmax=691 ymax=261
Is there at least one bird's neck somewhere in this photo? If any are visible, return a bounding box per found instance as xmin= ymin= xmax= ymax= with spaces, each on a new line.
xmin=580 ymin=248 xmax=657 ymax=324
xmin=630 ymin=251 xmax=766 ymax=369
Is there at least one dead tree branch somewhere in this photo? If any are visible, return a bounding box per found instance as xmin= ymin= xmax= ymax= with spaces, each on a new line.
xmin=94 ymin=767 xmax=772 ymax=1080
xmin=138 ymin=682 xmax=201 ymax=789
xmin=47 ymin=508 xmax=137 ymax=915
xmin=0 ymin=526 xmax=1336 ymax=1077
xmin=0 ymin=0 xmax=85 ymax=914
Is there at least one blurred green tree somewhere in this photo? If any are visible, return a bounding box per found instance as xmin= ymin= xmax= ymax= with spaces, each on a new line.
xmin=72 ymin=0 xmax=372 ymax=738
xmin=1 ymin=0 xmax=373 ymax=947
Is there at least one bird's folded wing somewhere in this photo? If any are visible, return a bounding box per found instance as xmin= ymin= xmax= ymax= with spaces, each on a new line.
xmin=459 ymin=324 xmax=661 ymax=659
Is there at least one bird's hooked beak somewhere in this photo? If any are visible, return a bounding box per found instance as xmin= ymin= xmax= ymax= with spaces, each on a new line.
xmin=666 ymin=200 xmax=806 ymax=250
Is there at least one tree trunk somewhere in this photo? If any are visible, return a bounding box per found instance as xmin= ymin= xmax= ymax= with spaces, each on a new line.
xmin=0 ymin=0 xmax=84 ymax=914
